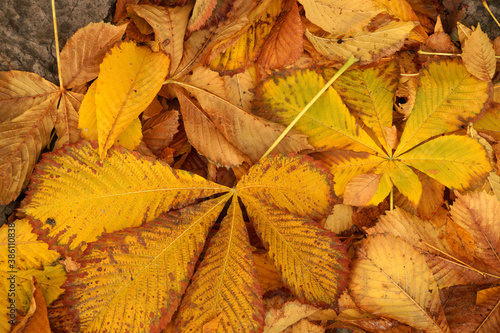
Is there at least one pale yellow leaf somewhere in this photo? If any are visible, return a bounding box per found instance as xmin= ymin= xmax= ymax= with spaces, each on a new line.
xmin=324 ymin=204 xmax=354 ymax=234
xmin=305 ymin=20 xmax=415 ymax=64
xmin=298 ymin=0 xmax=383 ymax=36
xmin=462 ymin=24 xmax=496 ymax=81
xmin=264 ymin=301 xmax=321 ymax=333
xmin=350 ymin=234 xmax=450 ymax=332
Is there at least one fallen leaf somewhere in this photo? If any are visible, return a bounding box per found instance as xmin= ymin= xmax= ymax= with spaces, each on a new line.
xmin=462 ymin=24 xmax=496 ymax=81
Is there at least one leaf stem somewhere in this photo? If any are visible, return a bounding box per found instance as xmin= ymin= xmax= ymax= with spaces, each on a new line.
xmin=51 ymin=0 xmax=64 ymax=88
xmin=418 ymin=50 xmax=500 ymax=58
xmin=260 ymin=55 xmax=359 ymax=160
xmin=482 ymin=0 xmax=500 ymax=29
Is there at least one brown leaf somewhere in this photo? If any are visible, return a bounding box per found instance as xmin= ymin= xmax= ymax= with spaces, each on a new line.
xmin=343 ymin=174 xmax=382 ymax=206
xmin=11 ymin=278 xmax=50 ymax=333
xmin=188 ymin=0 xmax=218 ymax=32
xmin=53 ymin=91 xmax=83 ymax=149
xmin=0 ymin=98 xmax=55 ymax=204
xmin=257 ymin=0 xmax=304 ymax=69
xmin=129 ymin=3 xmax=193 ymax=74
xmin=440 ymin=285 xmax=483 ymax=332
xmin=174 ymin=86 xmax=251 ymax=166
xmin=223 ymin=67 xmax=257 ymax=112
xmin=142 ymin=110 xmax=180 ymax=155
xmin=422 ymin=32 xmax=460 ymax=54
xmin=175 ymin=84 xmax=312 ymax=165
xmin=60 ymin=22 xmax=127 ymax=88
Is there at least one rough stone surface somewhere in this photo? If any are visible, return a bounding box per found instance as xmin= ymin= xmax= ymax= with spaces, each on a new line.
xmin=461 ymin=0 xmax=500 ymax=39
xmin=0 ymin=0 xmax=115 ymax=84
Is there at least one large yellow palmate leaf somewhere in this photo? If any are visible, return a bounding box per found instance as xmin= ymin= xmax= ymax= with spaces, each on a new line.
xmin=255 ymin=69 xmax=384 ymax=154
xmin=57 ymin=196 xmax=229 ymax=333
xmin=94 ymin=41 xmax=170 ymax=159
xmin=328 ymin=61 xmax=399 ymax=154
xmin=261 ymin=59 xmax=492 ymax=206
xmin=395 ymin=59 xmax=490 ymax=156
xmin=400 ymin=135 xmax=491 ymax=191
xmin=237 ymin=154 xmax=349 ymax=306
xmin=24 ymin=146 xmax=348 ymax=331
xmin=174 ymin=196 xmax=264 ymax=332
xmin=0 ymin=220 xmax=66 ymax=333
xmin=350 ymin=234 xmax=450 ymax=332
xmin=20 ymin=141 xmax=228 ymax=257
xmin=236 ymin=153 xmax=335 ymax=219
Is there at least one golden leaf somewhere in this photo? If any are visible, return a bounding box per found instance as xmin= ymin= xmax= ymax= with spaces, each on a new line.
xmin=373 ymin=0 xmax=428 ymax=41
xmin=461 ymin=24 xmax=496 ymax=81
xmin=78 ymin=80 xmax=143 ymax=151
xmin=400 ymin=135 xmax=491 ymax=191
xmin=324 ymin=204 xmax=354 ymax=234
xmin=94 ymin=41 xmax=170 ymax=159
xmin=188 ymin=0 xmax=218 ymax=31
xmin=253 ymin=250 xmax=284 ymax=293
xmin=264 ymin=300 xmax=321 ymax=333
xmin=236 ymin=154 xmax=334 ymax=219
xmin=243 ymin=201 xmax=348 ymax=307
xmin=350 ymin=234 xmax=450 ymax=332
xmin=53 ymin=91 xmax=82 ymax=149
xmin=329 ymin=61 xmax=399 ymax=154
xmin=256 ymin=69 xmax=384 ymax=154
xmin=11 ymin=279 xmax=51 ymax=333
xmin=59 ymin=196 xmax=229 ymax=332
xmin=173 ymin=86 xmax=251 ymax=166
xmin=174 ymin=196 xmax=264 ymax=332
xmin=396 ymin=59 xmax=490 ymax=156
xmin=209 ymin=0 xmax=282 ymax=74
xmin=476 ymin=286 xmax=500 ymax=331
xmin=474 ymin=103 xmax=500 ymax=141
xmin=21 ymin=141 xmax=228 ymax=257
xmin=313 ymin=149 xmax=386 ymax=196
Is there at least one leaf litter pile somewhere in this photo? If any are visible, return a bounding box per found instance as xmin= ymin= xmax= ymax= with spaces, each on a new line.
xmin=2 ymin=0 xmax=500 ymax=332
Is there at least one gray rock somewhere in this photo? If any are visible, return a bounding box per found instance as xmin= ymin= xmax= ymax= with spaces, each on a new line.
xmin=461 ymin=0 xmax=500 ymax=40
xmin=0 ymin=0 xmax=115 ymax=84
